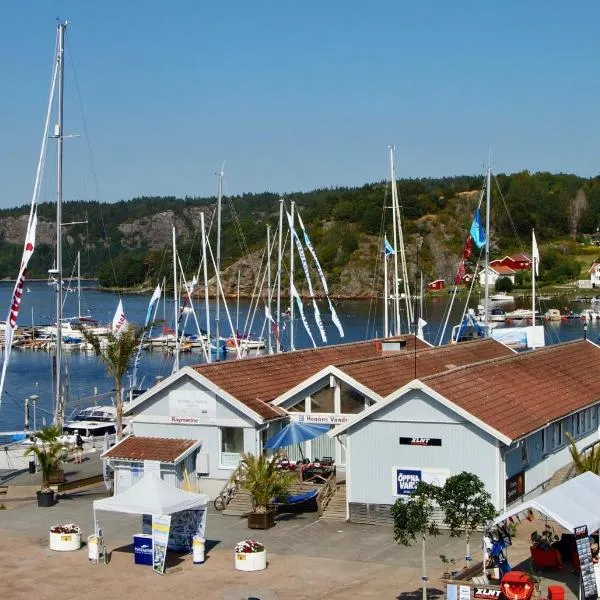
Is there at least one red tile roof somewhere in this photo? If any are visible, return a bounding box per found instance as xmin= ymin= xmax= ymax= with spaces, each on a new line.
xmin=193 ymin=337 xmax=427 ymax=412
xmin=490 ymin=265 xmax=516 ymax=275
xmin=103 ymin=435 xmax=198 ymax=462
xmin=338 ymin=338 xmax=514 ymax=397
xmin=422 ymin=340 xmax=600 ymax=441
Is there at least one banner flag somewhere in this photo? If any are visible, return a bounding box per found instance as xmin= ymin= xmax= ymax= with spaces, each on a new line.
xmin=0 ymin=211 xmax=37 ymax=408
xmin=133 ymin=284 xmax=161 ymax=386
xmin=112 ymin=299 xmax=128 ymax=336
xmin=296 ymin=213 xmax=344 ymax=338
xmin=469 ymin=208 xmax=486 ymax=249
xmin=152 ymin=513 xmax=172 ymax=575
xmin=384 ymin=237 xmax=395 ymax=256
xmin=417 ymin=317 xmax=427 ymax=341
xmin=291 ymin=283 xmax=316 ymax=348
xmin=287 ymin=212 xmax=327 ymax=343
xmin=265 ymin=305 xmax=280 ymax=347
xmin=532 ymin=230 xmax=540 ymax=276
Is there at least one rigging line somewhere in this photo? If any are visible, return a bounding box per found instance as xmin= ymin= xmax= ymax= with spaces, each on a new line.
xmin=493 ymin=173 xmax=526 ymax=256
xmin=65 ymin=32 xmax=119 ymax=289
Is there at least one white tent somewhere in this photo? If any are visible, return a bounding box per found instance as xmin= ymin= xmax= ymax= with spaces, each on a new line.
xmin=493 ymin=471 xmax=600 ymax=534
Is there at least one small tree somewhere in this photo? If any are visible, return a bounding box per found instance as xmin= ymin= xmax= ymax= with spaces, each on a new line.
xmin=236 ymin=453 xmax=297 ymax=513
xmin=390 ymin=482 xmax=440 ymax=600
xmin=567 ymin=433 xmax=600 ymax=475
xmin=79 ymin=323 xmax=146 ymax=440
xmin=495 ymin=276 xmax=513 ymax=293
xmin=438 ymin=472 xmax=496 ymax=567
xmin=23 ymin=425 xmax=65 ymax=490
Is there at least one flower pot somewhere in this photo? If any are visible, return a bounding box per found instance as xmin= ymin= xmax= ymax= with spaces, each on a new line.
xmin=48 ymin=469 xmax=65 ymax=485
xmin=37 ymin=490 xmax=54 ymax=507
xmin=247 ymin=509 xmax=276 ymax=530
xmin=235 ymin=550 xmax=267 ymax=571
xmin=49 ymin=529 xmax=82 ymax=551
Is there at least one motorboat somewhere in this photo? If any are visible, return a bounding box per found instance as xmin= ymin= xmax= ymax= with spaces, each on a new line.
xmin=490 ymin=292 xmax=514 ymax=303
xmin=63 ymin=405 xmax=117 ymax=437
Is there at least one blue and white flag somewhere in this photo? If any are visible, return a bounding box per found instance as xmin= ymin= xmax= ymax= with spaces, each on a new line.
xmin=384 ymin=237 xmax=395 ymax=256
xmin=296 ymin=213 xmax=345 ymax=338
xmin=469 ymin=208 xmax=486 ymax=249
xmin=291 ymin=283 xmax=317 ymax=348
xmin=132 ymin=284 xmax=161 ymax=387
xmin=287 ymin=212 xmax=327 ymax=343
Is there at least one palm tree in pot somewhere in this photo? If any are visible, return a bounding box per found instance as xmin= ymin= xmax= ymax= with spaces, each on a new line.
xmin=24 ymin=425 xmax=66 ymax=507
xmin=237 ymin=452 xmax=296 ymax=529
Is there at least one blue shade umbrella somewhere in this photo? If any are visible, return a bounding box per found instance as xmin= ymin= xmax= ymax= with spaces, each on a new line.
xmin=264 ymin=422 xmax=330 ymax=459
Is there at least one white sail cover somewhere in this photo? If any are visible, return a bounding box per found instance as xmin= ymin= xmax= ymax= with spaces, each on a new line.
xmin=93 ymin=474 xmax=208 ymax=515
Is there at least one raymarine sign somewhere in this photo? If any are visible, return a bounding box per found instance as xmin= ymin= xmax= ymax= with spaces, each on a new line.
xmin=393 ymin=466 xmax=450 ymax=497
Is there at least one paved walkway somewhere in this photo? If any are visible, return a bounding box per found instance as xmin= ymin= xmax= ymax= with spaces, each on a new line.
xmin=0 ymin=486 xmax=580 ymax=599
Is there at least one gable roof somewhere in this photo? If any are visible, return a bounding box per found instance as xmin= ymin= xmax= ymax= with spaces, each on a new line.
xmin=330 ymin=340 xmax=600 ymax=444
xmin=191 ymin=337 xmax=427 ymax=407
xmin=588 ymin=262 xmax=600 ymax=273
xmin=123 ymin=366 xmax=286 ymax=423
xmin=488 ymin=265 xmax=516 ymax=275
xmin=103 ymin=435 xmax=200 ymax=463
xmin=490 ymin=255 xmax=531 ymax=265
xmin=334 ymin=338 xmax=514 ymax=397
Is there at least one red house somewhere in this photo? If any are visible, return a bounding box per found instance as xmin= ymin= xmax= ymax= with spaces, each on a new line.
xmin=427 ymin=279 xmax=446 ymax=291
xmin=489 ymin=254 xmax=531 ymax=271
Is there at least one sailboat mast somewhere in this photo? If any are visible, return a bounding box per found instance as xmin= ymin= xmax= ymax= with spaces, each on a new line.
xmin=77 ymin=250 xmax=81 ymax=319
xmin=201 ymin=212 xmax=211 ymax=362
xmin=215 ymin=165 xmax=223 ymax=360
xmin=383 ymin=235 xmax=389 ymax=338
xmin=54 ymin=21 xmax=66 ymax=427
xmin=172 ymin=225 xmax=180 ymax=371
xmin=267 ymin=225 xmax=272 ymax=354
xmin=276 ymin=198 xmax=283 ymax=353
xmin=236 ymin=269 xmax=241 ymax=333
xmin=289 ymin=201 xmax=296 ymax=350
xmin=532 ymin=229 xmax=537 ymax=350
xmin=484 ymin=165 xmax=491 ymax=335
xmin=389 ymin=146 xmax=401 ymax=335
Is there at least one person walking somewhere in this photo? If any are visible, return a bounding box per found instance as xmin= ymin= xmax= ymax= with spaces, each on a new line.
xmin=75 ymin=431 xmax=84 ymax=464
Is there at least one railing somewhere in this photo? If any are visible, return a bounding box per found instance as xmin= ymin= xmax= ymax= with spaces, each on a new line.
xmin=317 ymin=472 xmax=337 ymax=517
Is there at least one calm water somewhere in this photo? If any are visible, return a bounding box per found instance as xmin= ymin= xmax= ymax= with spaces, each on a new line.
xmin=0 ymin=281 xmax=591 ymax=431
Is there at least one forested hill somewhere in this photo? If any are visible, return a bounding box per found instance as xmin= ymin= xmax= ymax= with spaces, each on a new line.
xmin=0 ymin=170 xmax=598 ymax=297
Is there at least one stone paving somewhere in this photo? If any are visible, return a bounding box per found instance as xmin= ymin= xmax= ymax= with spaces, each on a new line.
xmin=0 ymin=486 xmax=580 ymax=599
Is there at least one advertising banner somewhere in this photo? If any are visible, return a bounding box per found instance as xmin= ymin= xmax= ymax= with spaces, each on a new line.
xmin=152 ymin=513 xmax=172 ymax=575
xmin=574 ymin=524 xmax=598 ymax=599
xmin=393 ymin=467 xmax=450 ymax=496
xmin=505 ymin=471 xmax=525 ymax=505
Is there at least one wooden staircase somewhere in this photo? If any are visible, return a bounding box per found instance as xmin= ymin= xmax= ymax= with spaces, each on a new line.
xmin=319 ymin=483 xmax=347 ymax=521
xmin=222 ymin=481 xmax=324 ymax=517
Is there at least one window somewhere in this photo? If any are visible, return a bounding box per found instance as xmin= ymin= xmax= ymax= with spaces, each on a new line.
xmin=220 ymin=427 xmax=244 ymax=469
xmin=287 ymin=399 xmax=306 ymax=413
xmin=521 ymin=441 xmax=528 ymax=465
xmin=310 ymin=387 xmax=335 ymax=413
xmin=586 ymin=408 xmax=592 ymax=431
xmin=540 ymin=429 xmax=545 ymax=454
xmin=340 ymin=383 xmax=365 ymax=414
xmin=554 ymin=421 xmax=563 ymax=447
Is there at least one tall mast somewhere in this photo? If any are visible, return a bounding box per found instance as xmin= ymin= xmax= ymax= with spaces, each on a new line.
xmin=531 ymin=229 xmax=537 ymax=350
xmin=215 ymin=164 xmax=224 ymax=360
xmin=267 ymin=225 xmax=272 ymax=354
xmin=77 ymin=250 xmax=81 ymax=319
xmin=289 ymin=201 xmax=295 ymax=350
xmin=201 ymin=212 xmax=211 ymax=362
xmin=172 ymin=225 xmax=180 ymax=371
xmin=276 ymin=198 xmax=283 ymax=353
xmin=54 ymin=21 xmax=66 ymax=427
xmin=383 ymin=235 xmax=389 ymax=338
xmin=389 ymin=146 xmax=401 ymax=335
xmin=484 ymin=164 xmax=491 ymax=335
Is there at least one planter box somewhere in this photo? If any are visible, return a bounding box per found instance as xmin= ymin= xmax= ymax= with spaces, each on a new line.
xmin=247 ymin=510 xmax=276 ymax=530
xmin=48 ymin=469 xmax=65 ymax=485
xmin=235 ymin=550 xmax=267 ymax=571
xmin=49 ymin=531 xmax=82 ymax=551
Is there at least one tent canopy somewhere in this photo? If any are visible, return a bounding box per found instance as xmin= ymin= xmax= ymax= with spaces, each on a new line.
xmin=264 ymin=421 xmax=330 ymax=449
xmin=493 ymin=471 xmax=600 ymax=534
xmin=93 ymin=474 xmax=208 ymax=516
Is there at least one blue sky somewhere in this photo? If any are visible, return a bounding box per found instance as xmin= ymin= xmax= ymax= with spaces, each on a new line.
xmin=0 ymin=1 xmax=599 ymax=208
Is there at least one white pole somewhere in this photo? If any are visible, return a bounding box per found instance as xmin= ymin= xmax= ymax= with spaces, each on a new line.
xmin=532 ymin=228 xmax=536 ymax=350
xmin=389 ymin=146 xmax=401 ymax=335
xmin=383 ymin=235 xmax=389 ymax=338
xmin=201 ymin=212 xmax=211 ymax=362
xmin=215 ymin=165 xmax=224 ymax=360
xmin=289 ymin=201 xmax=295 ymax=350
xmin=236 ymin=270 xmax=240 ymax=334
xmin=172 ymin=225 xmax=179 ymax=371
xmin=77 ymin=251 xmax=81 ymax=319
xmin=267 ymin=225 xmax=272 ymax=354
xmin=484 ymin=165 xmax=491 ymax=336
xmin=276 ymin=198 xmax=284 ymax=353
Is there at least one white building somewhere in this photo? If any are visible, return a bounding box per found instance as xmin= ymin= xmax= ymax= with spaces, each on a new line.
xmin=478 ymin=265 xmax=516 ymax=287
xmin=329 ymin=339 xmax=600 ymax=524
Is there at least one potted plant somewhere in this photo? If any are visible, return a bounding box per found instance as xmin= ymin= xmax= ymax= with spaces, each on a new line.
xmin=439 ymin=554 xmax=457 ymax=579
xmin=530 ymin=523 xmax=561 ymax=570
xmin=234 ymin=538 xmax=267 ymax=571
xmin=236 ymin=453 xmax=296 ymax=530
xmin=49 ymin=523 xmax=82 ymax=551
xmin=24 ymin=425 xmax=66 ymax=507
